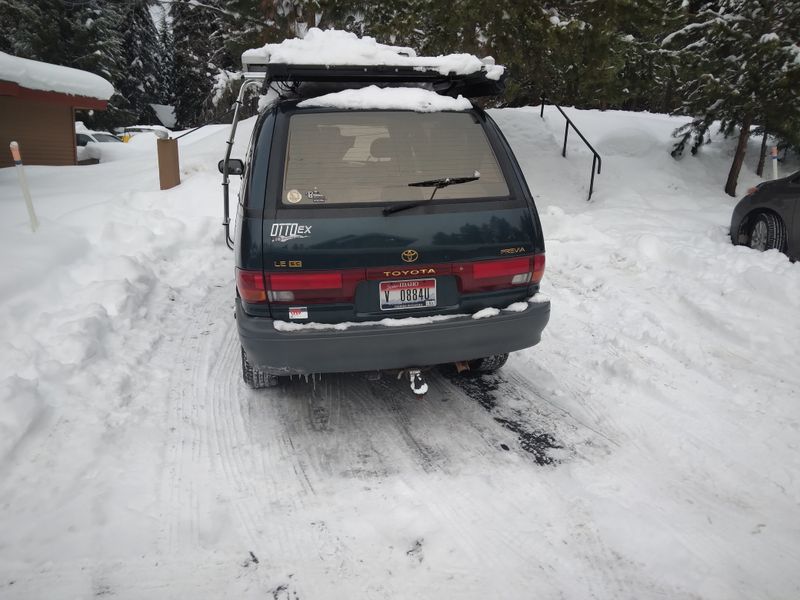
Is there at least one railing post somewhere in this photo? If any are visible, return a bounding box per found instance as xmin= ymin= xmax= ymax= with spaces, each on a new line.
xmin=540 ymin=94 xmax=545 ymax=119
xmin=589 ymin=155 xmax=596 ymax=200
xmin=562 ymin=122 xmax=569 ymax=158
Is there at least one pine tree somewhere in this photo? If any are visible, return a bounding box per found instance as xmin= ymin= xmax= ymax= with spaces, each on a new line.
xmin=70 ymin=1 xmax=132 ymax=129
xmin=0 ymin=0 xmax=50 ymax=56
xmin=664 ymin=0 xmax=800 ymax=195
xmin=0 ymin=0 xmax=79 ymax=64
xmin=117 ymin=0 xmax=163 ymax=124
xmin=156 ymin=8 xmax=176 ymax=105
xmin=172 ymin=0 xmax=231 ymax=127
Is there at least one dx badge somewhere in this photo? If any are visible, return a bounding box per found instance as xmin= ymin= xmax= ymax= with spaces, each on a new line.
xmin=401 ymin=249 xmax=419 ymax=263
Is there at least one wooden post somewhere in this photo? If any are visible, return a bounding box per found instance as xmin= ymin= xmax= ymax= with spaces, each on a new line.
xmin=157 ymin=138 xmax=181 ymax=190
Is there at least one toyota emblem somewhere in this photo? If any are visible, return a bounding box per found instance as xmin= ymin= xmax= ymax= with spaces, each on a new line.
xmin=401 ymin=249 xmax=419 ymax=263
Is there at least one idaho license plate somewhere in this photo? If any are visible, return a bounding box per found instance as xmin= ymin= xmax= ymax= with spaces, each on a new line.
xmin=379 ymin=278 xmax=437 ymax=311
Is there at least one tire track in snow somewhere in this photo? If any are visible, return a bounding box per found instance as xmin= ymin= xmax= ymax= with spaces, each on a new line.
xmin=157 ymin=273 xmax=652 ymax=596
xmin=160 ymin=283 xmax=224 ymax=553
xmin=236 ymin=366 xmax=548 ymax=586
xmin=159 ymin=280 xmax=308 ymax=595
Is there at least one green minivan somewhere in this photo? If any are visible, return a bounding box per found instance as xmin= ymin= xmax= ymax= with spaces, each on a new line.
xmin=221 ymin=62 xmax=550 ymax=393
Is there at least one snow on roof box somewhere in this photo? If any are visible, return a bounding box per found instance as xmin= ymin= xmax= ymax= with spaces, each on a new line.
xmin=242 ymin=28 xmax=506 ymax=97
xmin=0 ymin=51 xmax=114 ymax=100
xmin=297 ymin=86 xmax=473 ymax=112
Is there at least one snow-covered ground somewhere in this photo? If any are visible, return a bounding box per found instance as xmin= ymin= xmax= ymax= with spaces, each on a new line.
xmin=1 ymin=106 xmax=798 ymax=599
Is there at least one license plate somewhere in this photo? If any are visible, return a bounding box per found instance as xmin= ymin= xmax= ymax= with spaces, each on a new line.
xmin=379 ymin=278 xmax=437 ymax=311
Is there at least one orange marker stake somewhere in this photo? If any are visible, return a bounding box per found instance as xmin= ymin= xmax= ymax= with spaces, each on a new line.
xmin=771 ymin=146 xmax=779 ymax=180
xmin=9 ymin=141 xmax=39 ymax=232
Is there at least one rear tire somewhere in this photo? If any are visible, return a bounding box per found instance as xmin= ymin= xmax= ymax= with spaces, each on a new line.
xmin=241 ymin=347 xmax=278 ymax=389
xmin=467 ymin=353 xmax=509 ymax=373
xmin=749 ymin=212 xmax=786 ymax=252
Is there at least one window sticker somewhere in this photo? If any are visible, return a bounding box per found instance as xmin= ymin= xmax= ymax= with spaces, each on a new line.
xmin=306 ymin=187 xmax=326 ymax=203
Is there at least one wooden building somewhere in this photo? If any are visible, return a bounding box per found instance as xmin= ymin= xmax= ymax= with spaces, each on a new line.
xmin=0 ymin=52 xmax=113 ymax=168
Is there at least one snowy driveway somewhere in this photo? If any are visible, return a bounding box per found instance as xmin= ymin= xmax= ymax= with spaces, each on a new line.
xmin=1 ymin=110 xmax=799 ymax=599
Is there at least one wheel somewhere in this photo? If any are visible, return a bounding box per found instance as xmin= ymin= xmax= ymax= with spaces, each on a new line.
xmin=241 ymin=347 xmax=278 ymax=389
xmin=749 ymin=212 xmax=786 ymax=253
xmin=467 ymin=353 xmax=509 ymax=373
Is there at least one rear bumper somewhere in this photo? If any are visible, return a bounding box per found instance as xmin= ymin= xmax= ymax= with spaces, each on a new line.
xmin=237 ymin=299 xmax=550 ymax=375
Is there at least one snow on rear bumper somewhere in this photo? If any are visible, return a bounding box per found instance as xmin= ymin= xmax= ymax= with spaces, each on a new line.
xmin=236 ymin=299 xmax=550 ymax=375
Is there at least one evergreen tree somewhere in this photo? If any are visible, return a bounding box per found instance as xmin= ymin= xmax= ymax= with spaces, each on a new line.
xmin=172 ymin=0 xmax=231 ymax=127
xmin=156 ymin=8 xmax=176 ymax=106
xmin=117 ymin=0 xmax=163 ymax=124
xmin=664 ymin=0 xmax=800 ymax=195
xmin=0 ymin=0 xmax=50 ymax=56
xmin=427 ymin=1 xmax=556 ymax=107
xmin=69 ymin=1 xmax=131 ymax=129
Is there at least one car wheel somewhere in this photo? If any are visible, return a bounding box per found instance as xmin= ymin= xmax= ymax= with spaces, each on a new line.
xmin=467 ymin=353 xmax=509 ymax=373
xmin=241 ymin=347 xmax=278 ymax=389
xmin=749 ymin=212 xmax=786 ymax=252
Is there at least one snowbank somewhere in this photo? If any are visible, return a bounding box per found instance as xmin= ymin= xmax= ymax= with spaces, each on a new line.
xmin=0 ymin=51 xmax=114 ymax=99
xmin=243 ymin=28 xmax=504 ymax=80
xmin=76 ymin=136 xmax=154 ymax=164
xmin=298 ymin=85 xmax=472 ymax=112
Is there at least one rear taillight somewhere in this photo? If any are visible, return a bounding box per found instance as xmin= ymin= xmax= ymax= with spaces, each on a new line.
xmin=266 ymin=269 xmax=364 ymax=304
xmin=238 ymin=254 xmax=546 ymax=305
xmin=472 ymin=256 xmax=530 ymax=279
xmin=532 ymin=253 xmax=545 ymax=284
xmin=236 ymin=268 xmax=267 ymax=303
xmin=457 ymin=254 xmax=545 ymax=293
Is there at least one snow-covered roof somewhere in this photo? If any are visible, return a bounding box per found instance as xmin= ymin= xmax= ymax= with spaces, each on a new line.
xmin=0 ymin=51 xmax=114 ymax=100
xmin=297 ymin=86 xmax=472 ymax=112
xmin=150 ymin=104 xmax=177 ymax=129
xmin=243 ymin=28 xmax=504 ymax=81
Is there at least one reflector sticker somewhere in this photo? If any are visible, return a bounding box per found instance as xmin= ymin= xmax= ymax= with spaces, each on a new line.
xmin=288 ymin=307 xmax=308 ymax=320
xmin=286 ymin=189 xmax=302 ymax=203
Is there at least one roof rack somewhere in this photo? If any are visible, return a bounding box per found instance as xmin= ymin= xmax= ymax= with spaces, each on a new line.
xmin=241 ymin=59 xmax=506 ymax=98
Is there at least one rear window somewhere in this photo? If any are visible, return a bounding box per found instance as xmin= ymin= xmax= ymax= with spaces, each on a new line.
xmin=282 ymin=111 xmax=509 ymax=205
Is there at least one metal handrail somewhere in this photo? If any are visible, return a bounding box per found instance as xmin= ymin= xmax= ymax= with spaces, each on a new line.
xmin=540 ymin=95 xmax=602 ymax=200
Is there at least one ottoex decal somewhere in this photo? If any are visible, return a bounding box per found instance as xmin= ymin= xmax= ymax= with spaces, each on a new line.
xmin=270 ymin=223 xmax=312 ymax=243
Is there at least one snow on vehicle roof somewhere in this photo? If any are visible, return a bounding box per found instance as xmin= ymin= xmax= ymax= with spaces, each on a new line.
xmin=243 ymin=28 xmax=504 ymax=81
xmin=0 ymin=51 xmax=114 ymax=100
xmin=297 ymin=85 xmax=473 ymax=112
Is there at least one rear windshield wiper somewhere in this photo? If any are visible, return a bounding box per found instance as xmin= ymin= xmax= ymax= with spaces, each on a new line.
xmin=382 ymin=173 xmax=480 ymax=216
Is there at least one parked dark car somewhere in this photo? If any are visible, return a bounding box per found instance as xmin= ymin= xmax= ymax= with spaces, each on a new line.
xmin=730 ymin=170 xmax=800 ymax=259
xmin=221 ymin=64 xmax=550 ymax=393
